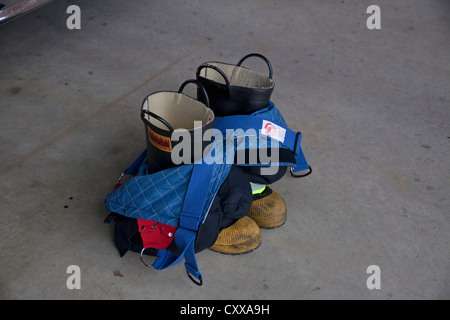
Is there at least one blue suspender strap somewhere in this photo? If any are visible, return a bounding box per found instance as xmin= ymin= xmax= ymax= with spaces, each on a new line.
xmin=118 ymin=149 xmax=147 ymax=179
xmin=213 ymin=115 xmax=311 ymax=176
xmin=152 ymin=161 xmax=215 ymax=286
xmin=114 ymin=149 xmax=147 ymax=186
xmin=284 ymin=128 xmax=312 ymax=178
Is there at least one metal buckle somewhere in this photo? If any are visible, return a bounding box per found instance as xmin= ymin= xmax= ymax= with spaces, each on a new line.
xmin=290 ymin=165 xmax=312 ymax=178
xmin=140 ymin=248 xmax=156 ymax=267
xmin=186 ymin=271 xmax=203 ymax=286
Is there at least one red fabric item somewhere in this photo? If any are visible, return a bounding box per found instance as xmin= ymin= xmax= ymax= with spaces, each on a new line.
xmin=137 ymin=219 xmax=177 ymax=250
xmin=114 ymin=183 xmax=176 ymax=250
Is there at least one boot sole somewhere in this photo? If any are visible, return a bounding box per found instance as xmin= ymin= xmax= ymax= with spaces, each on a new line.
xmin=209 ymin=242 xmax=262 ymax=256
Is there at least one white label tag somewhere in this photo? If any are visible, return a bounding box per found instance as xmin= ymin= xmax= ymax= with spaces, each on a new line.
xmin=261 ymin=120 xmax=286 ymax=143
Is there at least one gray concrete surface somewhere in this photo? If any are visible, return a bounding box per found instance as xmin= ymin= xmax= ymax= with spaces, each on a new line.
xmin=0 ymin=0 xmax=449 ymax=300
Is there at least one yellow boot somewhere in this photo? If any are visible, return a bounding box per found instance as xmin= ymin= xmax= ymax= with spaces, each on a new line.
xmin=209 ymin=216 xmax=262 ymax=255
xmin=247 ymin=186 xmax=287 ymax=229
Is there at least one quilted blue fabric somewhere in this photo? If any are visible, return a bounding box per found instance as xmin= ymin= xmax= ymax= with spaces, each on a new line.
xmin=104 ymin=102 xmax=291 ymax=227
xmin=104 ymin=145 xmax=231 ymax=227
xmin=253 ymin=101 xmax=287 ymax=127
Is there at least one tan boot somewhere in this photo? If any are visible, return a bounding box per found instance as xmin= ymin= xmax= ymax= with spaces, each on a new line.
xmin=209 ymin=216 xmax=262 ymax=255
xmin=247 ymin=186 xmax=287 ymax=229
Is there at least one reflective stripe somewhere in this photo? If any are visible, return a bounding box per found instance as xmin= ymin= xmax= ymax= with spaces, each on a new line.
xmin=250 ymin=183 xmax=266 ymax=195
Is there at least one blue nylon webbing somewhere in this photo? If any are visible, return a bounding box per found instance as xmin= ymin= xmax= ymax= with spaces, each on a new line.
xmin=152 ymin=161 xmax=215 ymax=285
xmin=123 ymin=150 xmax=147 ymax=176
xmin=213 ymin=115 xmax=309 ymax=173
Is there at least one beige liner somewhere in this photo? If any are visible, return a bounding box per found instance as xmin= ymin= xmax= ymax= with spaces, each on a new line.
xmin=198 ymin=62 xmax=274 ymax=89
xmin=142 ymin=92 xmax=214 ymax=131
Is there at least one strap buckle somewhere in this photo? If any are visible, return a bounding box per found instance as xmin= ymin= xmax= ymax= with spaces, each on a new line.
xmin=140 ymin=248 xmax=156 ymax=267
xmin=290 ymin=165 xmax=312 ymax=178
xmin=186 ymin=271 xmax=203 ymax=286
xmin=290 ymin=131 xmax=312 ymax=178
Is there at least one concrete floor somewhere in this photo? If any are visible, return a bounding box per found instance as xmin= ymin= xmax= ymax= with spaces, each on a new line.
xmin=0 ymin=0 xmax=449 ymax=300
